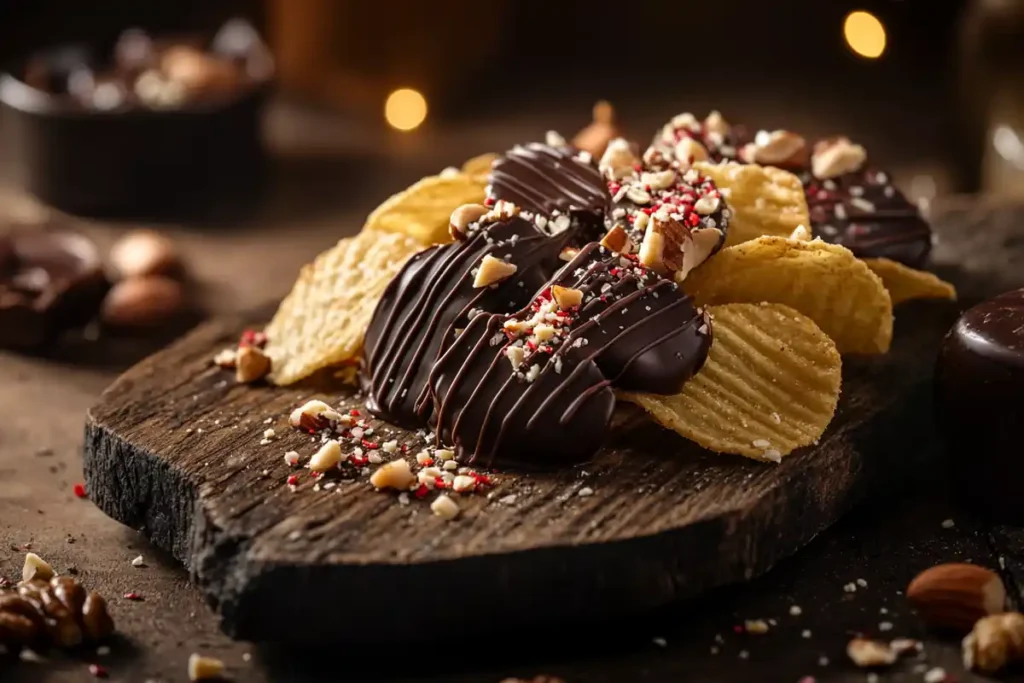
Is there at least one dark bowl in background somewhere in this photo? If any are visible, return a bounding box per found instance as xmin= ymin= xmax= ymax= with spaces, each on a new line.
xmin=0 ymin=28 xmax=271 ymax=219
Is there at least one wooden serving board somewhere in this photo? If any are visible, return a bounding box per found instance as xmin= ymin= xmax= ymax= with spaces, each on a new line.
xmin=82 ymin=303 xmax=957 ymax=645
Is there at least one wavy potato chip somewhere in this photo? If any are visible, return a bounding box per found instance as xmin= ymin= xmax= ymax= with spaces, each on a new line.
xmin=685 ymin=236 xmax=893 ymax=355
xmin=364 ymin=173 xmax=487 ymax=245
xmin=265 ymin=229 xmax=423 ymax=386
xmin=621 ymin=303 xmax=841 ymax=461
xmin=461 ymin=152 xmax=498 ymax=180
xmin=693 ymin=161 xmax=810 ymax=248
xmin=863 ymin=257 xmax=956 ymax=306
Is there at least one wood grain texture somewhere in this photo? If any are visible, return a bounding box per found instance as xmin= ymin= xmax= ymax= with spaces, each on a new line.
xmin=82 ymin=300 xmax=957 ymax=644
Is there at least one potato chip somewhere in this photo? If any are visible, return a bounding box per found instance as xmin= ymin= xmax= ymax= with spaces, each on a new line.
xmin=684 ymin=236 xmax=893 ymax=355
xmin=461 ymin=152 xmax=498 ymax=180
xmin=264 ymin=229 xmax=423 ymax=386
xmin=621 ymin=303 xmax=841 ymax=461
xmin=863 ymin=257 xmax=956 ymax=306
xmin=693 ymin=161 xmax=810 ymax=248
xmin=364 ymin=173 xmax=487 ymax=245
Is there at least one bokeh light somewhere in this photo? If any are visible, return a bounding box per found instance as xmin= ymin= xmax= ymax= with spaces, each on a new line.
xmin=843 ymin=11 xmax=887 ymax=59
xmin=384 ymin=88 xmax=428 ymax=132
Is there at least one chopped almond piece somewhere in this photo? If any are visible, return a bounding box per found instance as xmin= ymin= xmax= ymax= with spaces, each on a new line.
xmin=600 ymin=225 xmax=633 ymax=254
xmin=473 ymin=255 xmax=517 ymax=288
xmin=551 ymin=285 xmax=583 ymax=310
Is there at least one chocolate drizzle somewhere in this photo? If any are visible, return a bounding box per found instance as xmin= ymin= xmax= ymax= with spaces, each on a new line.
xmin=487 ymin=143 xmax=610 ymax=241
xmin=803 ymin=169 xmax=932 ymax=268
xmin=429 ymin=242 xmax=711 ymax=467
xmin=361 ymin=210 xmax=571 ymax=428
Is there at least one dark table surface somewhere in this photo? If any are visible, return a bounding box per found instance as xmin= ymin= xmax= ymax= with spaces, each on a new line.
xmin=1 ymin=101 xmax=1024 ymax=683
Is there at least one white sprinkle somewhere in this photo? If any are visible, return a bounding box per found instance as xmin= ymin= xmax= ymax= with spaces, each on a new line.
xmin=284 ymin=451 xmax=300 ymax=467
xmin=762 ymin=449 xmax=782 ymax=463
xmin=844 ymin=583 xmax=857 ymax=593
xmin=430 ymin=494 xmax=460 ymax=520
xmin=367 ymin=453 xmax=383 ymax=464
xmin=652 ymin=637 xmax=667 ymax=647
xmin=578 ymin=487 xmax=594 ymax=497
xmin=443 ymin=460 xmax=459 ymax=471
xmin=802 ymin=629 xmax=812 ymax=638
xmin=752 ymin=439 xmax=771 ymax=448
xmin=867 ymin=674 xmax=879 ymax=683
xmin=818 ymin=656 xmax=829 ymax=667
xmin=879 ymin=607 xmax=888 ymax=614
xmin=397 ymin=492 xmax=410 ymax=506
xmin=131 ymin=555 xmax=145 ymax=568
xmin=941 ymin=519 xmax=955 ymax=529
xmin=738 ymin=650 xmax=749 ymax=660
xmin=381 ymin=440 xmax=398 ymax=453
xmin=263 ymin=428 xmax=275 ymax=439
xmin=350 ymin=427 xmax=364 ymax=439
xmin=878 ymin=621 xmax=893 ymax=632
xmin=857 ymin=578 xmax=868 ymax=588
xmin=96 ymin=645 xmax=111 ymax=656
xmin=789 ymin=605 xmax=802 ymax=616
xmin=452 ymin=475 xmax=476 ymax=493
xmin=851 ymin=197 xmax=876 ymax=213
xmin=416 ymin=450 xmax=433 ymax=465
xmin=923 ymin=667 xmax=946 ymax=683
xmin=710 ymin=646 xmax=719 ymax=655
xmin=499 ymin=494 xmax=518 ymax=505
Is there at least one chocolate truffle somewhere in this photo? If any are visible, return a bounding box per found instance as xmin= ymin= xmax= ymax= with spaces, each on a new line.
xmin=935 ymin=289 xmax=1024 ymax=521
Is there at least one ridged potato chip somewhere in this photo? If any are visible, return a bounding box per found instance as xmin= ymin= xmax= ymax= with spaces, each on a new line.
xmin=693 ymin=161 xmax=810 ymax=248
xmin=621 ymin=303 xmax=841 ymax=461
xmin=863 ymin=257 xmax=956 ymax=306
xmin=685 ymin=236 xmax=893 ymax=355
xmin=364 ymin=173 xmax=487 ymax=245
xmin=265 ymin=229 xmax=423 ymax=386
xmin=461 ymin=153 xmax=497 ymax=180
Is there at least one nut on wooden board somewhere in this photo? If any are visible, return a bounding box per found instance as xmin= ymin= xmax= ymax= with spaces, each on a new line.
xmin=907 ymin=563 xmax=1006 ymax=632
xmin=101 ymin=275 xmax=186 ymax=328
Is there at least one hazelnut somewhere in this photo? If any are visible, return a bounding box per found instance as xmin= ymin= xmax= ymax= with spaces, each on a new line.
xmin=752 ymin=129 xmax=808 ymax=166
xmin=81 ymin=592 xmax=114 ymax=642
xmin=188 ymin=653 xmax=226 ymax=681
xmin=449 ymin=204 xmax=489 ymax=240
xmin=101 ymin=276 xmax=185 ymax=328
xmin=109 ymin=229 xmax=181 ymax=279
xmin=551 ymin=285 xmax=583 ymax=310
xmin=369 ymin=459 xmax=416 ymax=491
xmin=963 ymin=612 xmax=1024 ymax=674
xmin=235 ymin=345 xmax=271 ymax=384
xmin=811 ymin=137 xmax=868 ymax=179
xmin=22 ymin=553 xmax=54 ymax=584
xmin=473 ymin=255 xmax=517 ymax=288
xmin=847 ymin=638 xmax=897 ymax=667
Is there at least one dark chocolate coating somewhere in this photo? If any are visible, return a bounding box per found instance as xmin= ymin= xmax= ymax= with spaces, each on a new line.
xmin=804 ymin=169 xmax=932 ymax=268
xmin=487 ymin=143 xmax=610 ymax=241
xmin=0 ymin=228 xmax=108 ymax=349
xmin=935 ymin=289 xmax=1024 ymax=521
xmin=429 ymin=312 xmax=616 ymax=469
xmin=361 ymin=212 xmax=571 ymax=428
xmin=548 ymin=244 xmax=711 ymax=394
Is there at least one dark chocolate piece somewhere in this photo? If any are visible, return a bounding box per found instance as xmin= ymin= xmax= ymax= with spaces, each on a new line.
xmin=429 ymin=310 xmax=616 ymax=469
xmin=803 ymin=168 xmax=932 ymax=268
xmin=428 ymin=243 xmax=711 ymax=467
xmin=0 ymin=227 xmax=108 ymax=349
xmin=935 ymin=288 xmax=1024 ymax=521
xmin=487 ymin=142 xmax=610 ymax=241
xmin=361 ymin=207 xmax=572 ymax=428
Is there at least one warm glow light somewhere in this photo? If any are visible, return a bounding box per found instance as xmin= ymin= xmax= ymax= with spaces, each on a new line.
xmin=843 ymin=10 xmax=887 ymax=59
xmin=385 ymin=88 xmax=428 ymax=132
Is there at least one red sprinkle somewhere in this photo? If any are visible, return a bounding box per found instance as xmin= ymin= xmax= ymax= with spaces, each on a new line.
xmin=73 ymin=482 xmax=87 ymax=499
xmin=471 ymin=473 xmax=493 ymax=487
xmin=123 ymin=592 xmax=142 ymax=601
xmin=413 ymin=484 xmax=430 ymax=499
xmin=88 ymin=664 xmax=108 ymax=678
xmin=484 ymin=196 xmax=495 ymax=206
xmin=239 ymin=329 xmax=267 ymax=349
xmin=434 ymin=477 xmax=447 ymax=489
xmin=349 ymin=409 xmax=361 ymax=417
xmin=286 ymin=474 xmax=299 ymax=486
xmin=361 ymin=439 xmax=379 ymax=450
xmin=732 ymin=624 xmax=744 ymax=634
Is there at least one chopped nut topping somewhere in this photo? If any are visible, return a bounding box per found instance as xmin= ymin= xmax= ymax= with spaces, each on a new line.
xmin=790 ymin=224 xmax=812 ymax=241
xmin=288 ymin=400 xmax=341 ymax=431
xmin=369 ymin=459 xmax=416 ymax=491
xmin=640 ymin=170 xmax=676 ymax=191
xmin=452 ymin=475 xmax=477 ymax=492
xmin=639 ymin=215 xmax=689 ymax=275
xmin=693 ymin=194 xmax=721 ymax=216
xmin=188 ymin=653 xmax=226 ymax=681
xmin=674 ymin=137 xmax=709 ymax=166
xmin=235 ymin=345 xmax=271 ymax=384
xmin=963 ymin=612 xmax=1024 ymax=674
xmin=473 ymin=255 xmax=518 ymax=288
xmin=551 ymin=285 xmax=583 ymax=310
xmin=212 ymin=348 xmax=237 ymax=369
xmin=309 ymin=440 xmax=342 ymax=473
xmin=22 ymin=552 xmax=54 ymax=583
xmin=599 ymin=138 xmax=640 ymax=181
xmin=484 ymin=199 xmax=521 ymax=223
xmin=600 ymin=225 xmax=633 ymax=254
xmin=812 ymin=136 xmax=868 ymax=179
xmin=703 ymin=110 xmax=730 ymax=137
xmin=435 ymin=449 xmax=455 ymax=461
xmin=449 ymin=204 xmax=489 ymax=240
xmin=678 ymin=228 xmax=724 ymax=282
xmin=430 ymin=494 xmax=460 ymax=520
xmin=545 ymin=130 xmax=567 ymax=147
xmin=752 ymin=129 xmax=807 ymax=166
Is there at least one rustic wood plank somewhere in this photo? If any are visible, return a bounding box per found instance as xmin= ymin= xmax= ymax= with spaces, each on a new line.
xmin=81 ymin=296 xmax=958 ymax=644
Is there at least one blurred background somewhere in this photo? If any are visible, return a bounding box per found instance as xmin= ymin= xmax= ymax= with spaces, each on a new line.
xmin=0 ymin=0 xmax=1021 ymax=346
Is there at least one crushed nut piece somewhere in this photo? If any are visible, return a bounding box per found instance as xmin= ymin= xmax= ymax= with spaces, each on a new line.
xmin=752 ymin=129 xmax=807 ymax=166
xmin=22 ymin=552 xmax=55 ymax=583
xmin=452 ymin=475 xmax=477 ymax=493
xmin=847 ymin=638 xmax=897 ymax=667
xmin=188 ymin=653 xmax=226 ymax=681
xmin=309 ymin=440 xmax=342 ymax=473
xmin=130 ymin=555 xmax=145 ymax=568
xmin=545 ymin=130 xmax=567 ymax=147
xmin=811 ymin=137 xmax=868 ymax=179
xmin=473 ymin=255 xmax=518 ymax=288
xmin=551 ymin=285 xmax=583 ymax=310
xmin=599 ymin=225 xmax=633 ymax=255
xmin=435 ymin=449 xmax=455 ymax=461
xmin=674 ymin=137 xmax=709 ymax=166
xmin=449 ymin=204 xmax=489 ymax=240
xmin=235 ymin=345 xmax=271 ymax=383
xmin=963 ymin=612 xmax=1024 ymax=674
xmin=745 ymin=619 xmax=769 ymax=634
xmin=369 ymin=459 xmax=416 ymax=491
xmin=790 ymin=224 xmax=812 ymax=241
xmin=213 ymin=348 xmax=237 ymax=369
xmin=703 ymin=110 xmax=730 ymax=136
xmin=288 ymin=400 xmax=340 ymax=432
xmin=430 ymin=494 xmax=460 ymax=520
xmin=599 ymin=138 xmax=639 ymax=181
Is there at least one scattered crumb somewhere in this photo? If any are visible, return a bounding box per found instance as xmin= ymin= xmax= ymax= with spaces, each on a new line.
xmin=844 ymin=583 xmax=857 ymax=593
xmin=397 ymin=492 xmax=410 ymax=506
xmin=578 ymin=487 xmax=594 ymax=497
xmin=856 ymin=578 xmax=868 ymax=588
xmin=130 ymin=555 xmax=145 ymax=568
xmin=745 ymin=619 xmax=769 ymax=634
xmin=263 ymin=428 xmax=276 ymax=439
xmin=818 ymin=656 xmax=829 ymax=667
xmin=283 ymin=451 xmax=300 ymax=467
xmin=802 ymin=630 xmax=812 ymax=639
xmin=499 ymin=494 xmax=518 ymax=505
xmin=941 ymin=519 xmax=955 ymax=529
xmin=789 ymin=605 xmax=802 ymax=616
xmin=738 ymin=650 xmax=749 ymax=660
xmin=652 ymin=637 xmax=667 ymax=647
xmin=431 ymin=494 xmax=460 ymax=520
xmin=923 ymin=667 xmax=946 ymax=683
xmin=878 ymin=621 xmax=893 ymax=632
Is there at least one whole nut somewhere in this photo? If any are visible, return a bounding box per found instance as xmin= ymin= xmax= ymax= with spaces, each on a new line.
xmin=101 ymin=276 xmax=185 ymax=328
xmin=50 ymin=577 xmax=86 ymax=618
xmin=109 ymin=229 xmax=181 ymax=279
xmin=235 ymin=345 xmax=271 ymax=384
xmin=81 ymin=592 xmax=115 ymax=642
xmin=811 ymin=136 xmax=868 ymax=179
xmin=907 ymin=563 xmax=1006 ymax=632
xmin=752 ymin=129 xmax=808 ymax=166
